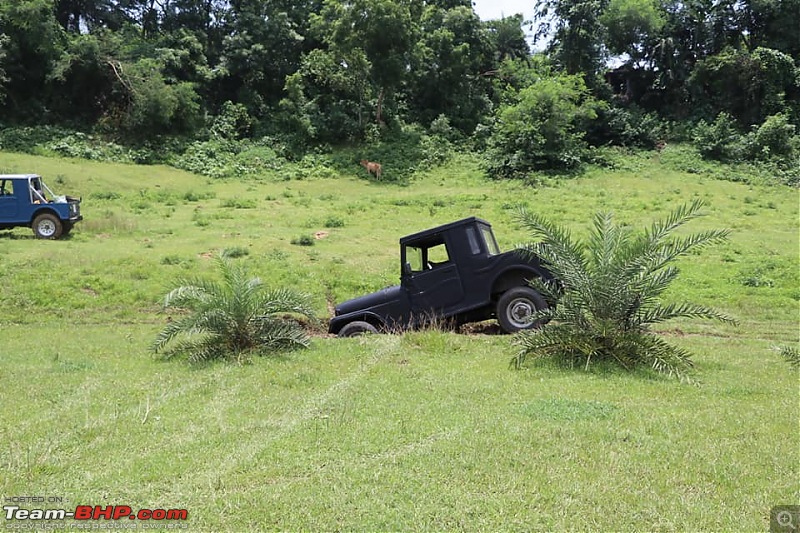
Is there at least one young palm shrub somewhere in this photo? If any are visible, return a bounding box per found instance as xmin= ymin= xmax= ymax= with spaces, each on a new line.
xmin=512 ymin=200 xmax=735 ymax=381
xmin=777 ymin=345 xmax=800 ymax=369
xmin=152 ymin=256 xmax=316 ymax=363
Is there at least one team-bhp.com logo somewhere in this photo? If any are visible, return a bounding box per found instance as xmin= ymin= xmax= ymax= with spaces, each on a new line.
xmin=5 ymin=504 xmax=188 ymax=523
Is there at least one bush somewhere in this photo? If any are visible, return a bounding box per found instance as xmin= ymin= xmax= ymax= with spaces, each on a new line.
xmin=221 ymin=246 xmax=250 ymax=258
xmin=512 ymin=200 xmax=735 ymax=381
xmin=693 ymin=112 xmax=799 ymax=177
xmin=590 ymin=105 xmax=666 ymax=148
xmin=172 ymin=138 xmax=285 ymax=178
xmin=151 ymin=256 xmax=315 ymax=363
xmin=220 ymin=197 xmax=257 ymax=209
xmin=486 ymin=75 xmax=603 ymax=177
xmin=752 ymin=113 xmax=797 ymax=160
xmin=323 ymin=216 xmax=345 ymax=228
xmin=693 ymin=112 xmax=745 ymax=161
xmin=291 ymin=234 xmax=315 ymax=246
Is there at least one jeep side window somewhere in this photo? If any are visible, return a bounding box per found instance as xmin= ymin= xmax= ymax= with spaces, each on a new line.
xmin=466 ymin=227 xmax=482 ymax=255
xmin=407 ymin=246 xmax=424 ymax=272
xmin=426 ymin=243 xmax=450 ymax=268
xmin=406 ymin=238 xmax=451 ymax=273
xmin=0 ymin=180 xmax=10 ymax=195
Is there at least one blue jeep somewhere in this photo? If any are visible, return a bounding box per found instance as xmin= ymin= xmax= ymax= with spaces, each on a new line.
xmin=0 ymin=174 xmax=82 ymax=239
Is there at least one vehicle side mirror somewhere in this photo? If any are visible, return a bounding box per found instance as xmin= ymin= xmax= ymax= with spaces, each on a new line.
xmin=403 ymin=262 xmax=412 ymax=276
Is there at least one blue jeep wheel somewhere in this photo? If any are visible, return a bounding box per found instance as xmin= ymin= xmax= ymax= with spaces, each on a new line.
xmin=32 ymin=213 xmax=63 ymax=239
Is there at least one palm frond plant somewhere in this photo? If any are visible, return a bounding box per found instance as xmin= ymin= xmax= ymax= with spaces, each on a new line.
xmin=512 ymin=199 xmax=736 ymax=381
xmin=152 ymin=255 xmax=316 ymax=363
xmin=776 ymin=345 xmax=800 ymax=368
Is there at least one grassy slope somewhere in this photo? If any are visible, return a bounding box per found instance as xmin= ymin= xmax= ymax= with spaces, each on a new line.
xmin=0 ymin=148 xmax=797 ymax=531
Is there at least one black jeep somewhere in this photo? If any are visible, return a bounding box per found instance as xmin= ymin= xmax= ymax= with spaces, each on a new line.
xmin=329 ymin=217 xmax=554 ymax=337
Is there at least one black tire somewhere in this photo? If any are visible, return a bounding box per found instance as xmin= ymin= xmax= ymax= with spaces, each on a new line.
xmin=338 ymin=320 xmax=379 ymax=338
xmin=32 ymin=213 xmax=63 ymax=240
xmin=496 ymin=286 xmax=547 ymax=333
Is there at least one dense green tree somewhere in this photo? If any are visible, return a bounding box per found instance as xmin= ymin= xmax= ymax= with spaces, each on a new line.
xmin=279 ymin=47 xmax=373 ymax=143
xmin=600 ymin=0 xmax=664 ymax=62
xmin=485 ymin=14 xmax=530 ymax=63
xmin=741 ymin=0 xmax=800 ymax=59
xmin=218 ymin=0 xmax=307 ymax=114
xmin=0 ymin=33 xmax=7 ymax=105
xmin=55 ymin=0 xmax=130 ymax=32
xmin=310 ymin=0 xmax=419 ymax=125
xmin=0 ymin=0 xmax=66 ymax=120
xmin=689 ymin=46 xmax=796 ymax=126
xmin=407 ymin=4 xmax=494 ymax=132
xmin=486 ymin=74 xmax=602 ymax=175
xmin=50 ymin=27 xmax=203 ymax=138
xmin=534 ymin=0 xmax=608 ymax=76
xmin=0 ymin=0 xmax=794 ymax=161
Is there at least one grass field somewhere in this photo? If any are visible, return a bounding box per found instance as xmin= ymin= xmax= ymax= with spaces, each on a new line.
xmin=0 ymin=147 xmax=798 ymax=531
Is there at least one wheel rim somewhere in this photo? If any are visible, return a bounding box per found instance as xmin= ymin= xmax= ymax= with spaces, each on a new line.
xmin=38 ymin=219 xmax=56 ymax=237
xmin=506 ymin=297 xmax=535 ymax=328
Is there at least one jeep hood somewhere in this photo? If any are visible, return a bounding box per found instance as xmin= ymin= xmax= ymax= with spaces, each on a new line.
xmin=335 ymin=285 xmax=402 ymax=316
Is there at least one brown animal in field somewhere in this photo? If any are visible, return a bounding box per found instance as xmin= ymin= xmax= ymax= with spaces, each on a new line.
xmin=655 ymin=140 xmax=667 ymax=152
xmin=360 ymin=160 xmax=382 ymax=179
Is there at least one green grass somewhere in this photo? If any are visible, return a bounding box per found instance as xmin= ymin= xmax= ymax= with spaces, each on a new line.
xmin=0 ymin=146 xmax=798 ymax=530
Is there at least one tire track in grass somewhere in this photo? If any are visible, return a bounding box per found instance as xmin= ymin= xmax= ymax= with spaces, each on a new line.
xmin=186 ymin=335 xmax=403 ymax=492
xmin=0 ymin=375 xmax=214 ymax=486
xmin=256 ymin=429 xmax=459 ymax=503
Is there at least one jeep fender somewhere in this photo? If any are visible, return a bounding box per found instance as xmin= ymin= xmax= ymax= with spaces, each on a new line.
xmin=29 ymin=207 xmax=61 ymax=225
xmin=490 ymin=266 xmax=547 ymax=299
xmin=329 ymin=311 xmax=386 ymax=335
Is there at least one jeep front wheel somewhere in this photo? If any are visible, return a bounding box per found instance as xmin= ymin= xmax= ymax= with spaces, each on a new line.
xmin=338 ymin=320 xmax=379 ymax=338
xmin=32 ymin=213 xmax=63 ymax=240
xmin=496 ymin=287 xmax=547 ymax=333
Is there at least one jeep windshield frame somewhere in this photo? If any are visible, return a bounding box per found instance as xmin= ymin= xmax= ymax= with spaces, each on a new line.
xmin=479 ymin=222 xmax=500 ymax=255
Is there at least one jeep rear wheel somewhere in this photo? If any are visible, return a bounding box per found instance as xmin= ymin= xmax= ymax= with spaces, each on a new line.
xmin=32 ymin=213 xmax=63 ymax=240
xmin=338 ymin=320 xmax=379 ymax=338
xmin=497 ymin=287 xmax=547 ymax=333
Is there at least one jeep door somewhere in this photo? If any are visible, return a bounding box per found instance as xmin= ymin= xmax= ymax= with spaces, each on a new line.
xmin=0 ymin=179 xmax=19 ymax=220
xmin=402 ymin=234 xmax=464 ymax=318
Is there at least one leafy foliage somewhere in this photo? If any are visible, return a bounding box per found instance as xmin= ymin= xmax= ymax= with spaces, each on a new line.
xmin=0 ymin=33 xmax=8 ymax=104
xmin=689 ymin=47 xmax=797 ymax=128
xmin=534 ymin=0 xmax=608 ymax=76
xmin=590 ymin=104 xmax=666 ymax=148
xmin=777 ymin=345 xmax=800 ymax=369
xmin=512 ymin=200 xmax=735 ymax=381
xmin=486 ymin=74 xmax=603 ymax=176
xmin=0 ymin=0 xmax=797 ymax=179
xmin=151 ymin=256 xmax=315 ymax=363
xmin=600 ymin=0 xmax=664 ymax=60
xmin=693 ymin=112 xmax=746 ymax=161
xmin=693 ymin=112 xmax=799 ymax=173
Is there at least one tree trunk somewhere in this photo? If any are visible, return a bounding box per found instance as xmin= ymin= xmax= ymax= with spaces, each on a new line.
xmin=376 ymin=87 xmax=385 ymax=127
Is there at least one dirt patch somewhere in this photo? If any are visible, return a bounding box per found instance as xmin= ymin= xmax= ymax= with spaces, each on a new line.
xmin=314 ymin=231 xmax=329 ymax=240
xmin=459 ymin=321 xmax=503 ymax=335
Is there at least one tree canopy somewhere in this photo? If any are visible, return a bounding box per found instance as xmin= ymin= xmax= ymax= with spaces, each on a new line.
xmin=0 ymin=0 xmax=797 ymax=176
